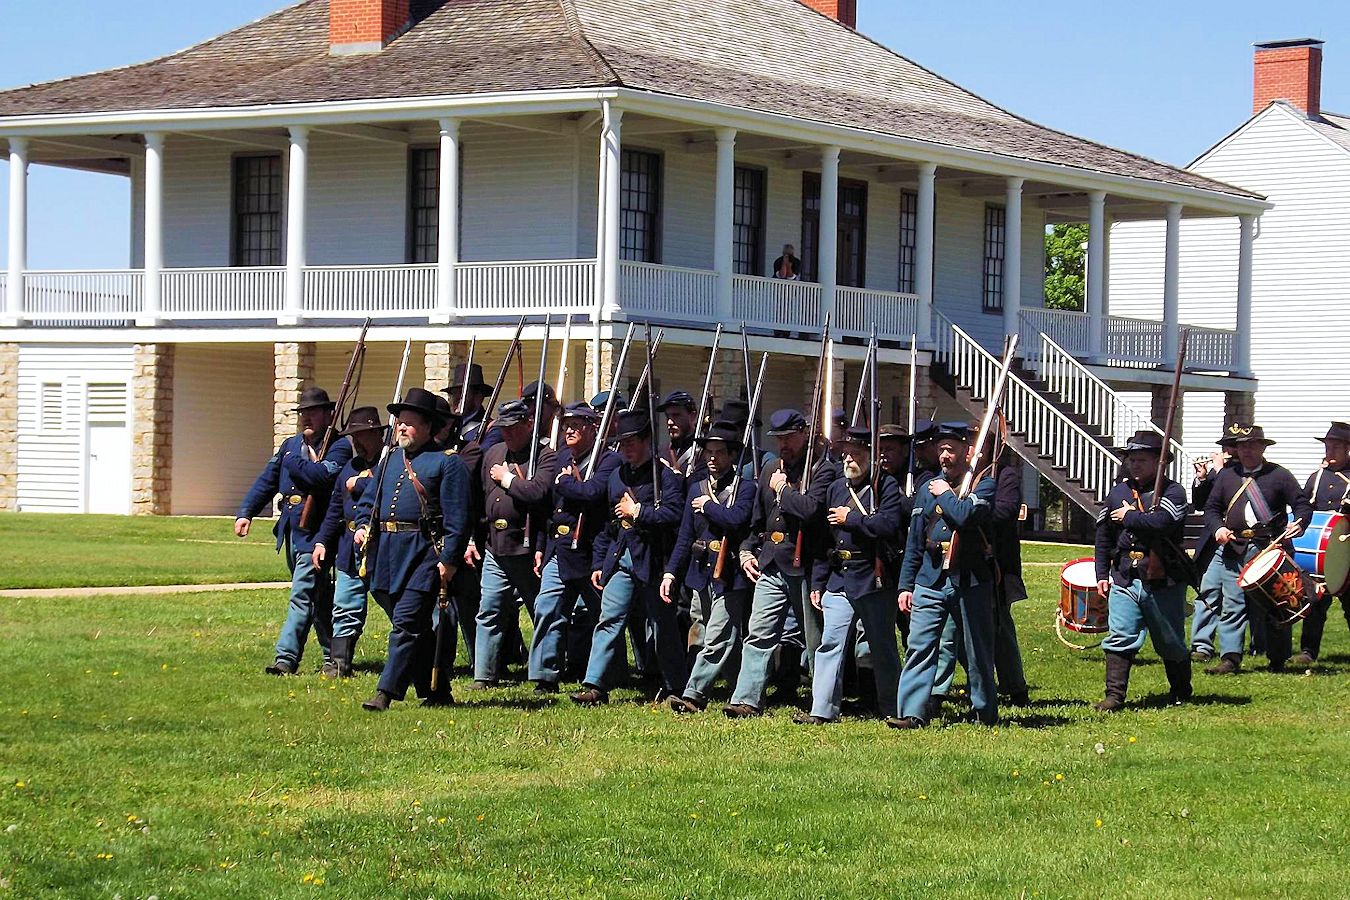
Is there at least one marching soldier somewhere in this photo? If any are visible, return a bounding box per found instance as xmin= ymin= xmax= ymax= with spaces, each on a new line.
xmin=664 ymin=423 xmax=759 ymax=713
xmin=1091 ymin=431 xmax=1194 ymax=710
xmin=797 ymin=425 xmax=903 ymax=724
xmin=353 ymin=388 xmax=470 ymax=711
xmin=1200 ymin=424 xmax=1312 ymax=675
xmin=528 ymin=403 xmax=620 ymax=693
xmin=441 ymin=362 xmax=490 ymax=446
xmin=473 ymin=398 xmax=557 ymax=688
xmin=1291 ymin=422 xmax=1350 ymax=665
xmin=236 ymin=386 xmax=351 ymax=676
xmin=1189 ymin=438 xmax=1236 ymax=661
xmin=890 ymin=423 xmax=999 ymax=729
xmin=311 ymin=406 xmax=384 ymax=677
xmin=724 ymin=409 xmax=837 ymax=717
xmin=571 ymin=409 xmax=688 ymax=705
xmin=657 ymin=390 xmax=700 ymax=474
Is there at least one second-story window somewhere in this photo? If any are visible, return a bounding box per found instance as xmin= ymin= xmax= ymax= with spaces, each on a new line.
xmin=983 ymin=204 xmax=1006 ymax=312
xmin=232 ymin=154 xmax=283 ymax=267
xmin=620 ymin=149 xmax=662 ymax=263
xmin=733 ymin=166 xmax=766 ymax=275
xmin=409 ymin=148 xmax=439 ymax=264
xmin=898 ymin=190 xmax=917 ymax=294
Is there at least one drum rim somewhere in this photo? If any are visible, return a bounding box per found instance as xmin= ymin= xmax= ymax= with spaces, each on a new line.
xmin=1324 ymin=517 xmax=1350 ymax=594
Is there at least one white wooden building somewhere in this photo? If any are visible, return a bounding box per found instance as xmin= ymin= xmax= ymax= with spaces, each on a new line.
xmin=0 ymin=0 xmax=1267 ymax=518
xmin=1111 ymin=38 xmax=1347 ymax=480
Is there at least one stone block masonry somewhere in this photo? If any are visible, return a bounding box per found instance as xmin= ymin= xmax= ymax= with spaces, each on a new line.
xmin=274 ymin=342 xmax=316 ymax=451
xmin=132 ymin=344 xmax=174 ymax=515
xmin=0 ymin=344 xmax=17 ymax=511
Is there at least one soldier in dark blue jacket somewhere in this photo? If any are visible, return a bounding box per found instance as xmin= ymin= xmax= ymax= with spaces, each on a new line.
xmin=796 ymin=425 xmax=903 ymax=724
xmin=1200 ymin=424 xmax=1313 ymax=675
xmin=353 ymin=388 xmax=470 ymax=711
xmin=311 ymin=406 xmax=384 ymax=678
xmin=890 ymin=423 xmax=999 ymax=729
xmin=1189 ymin=438 xmax=1236 ymax=661
xmin=527 ymin=403 xmax=620 ymax=692
xmin=1091 ymin=431 xmax=1194 ymax=710
xmin=235 ymin=386 xmax=351 ymax=676
xmin=571 ymin=410 xmax=688 ymax=705
xmin=664 ymin=423 xmax=758 ymax=713
xmin=1291 ymin=422 xmax=1350 ymax=665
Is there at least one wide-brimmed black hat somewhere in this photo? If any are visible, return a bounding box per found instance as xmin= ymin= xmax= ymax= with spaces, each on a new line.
xmin=836 ymin=425 xmax=873 ymax=450
xmin=1222 ymin=423 xmax=1275 ymax=446
xmin=433 ymin=394 xmax=458 ymax=425
xmin=562 ymin=401 xmax=600 ymax=424
xmin=658 ymin=390 xmax=696 ymax=411
xmin=340 ymin=406 xmax=384 ymax=436
xmin=387 ymin=387 xmax=446 ymax=426
xmin=1115 ymin=430 xmax=1165 ymax=455
xmin=443 ymin=363 xmax=488 ymax=394
xmin=495 ymin=398 xmax=532 ymax=428
xmin=933 ymin=422 xmax=973 ymax=443
xmin=614 ymin=409 xmax=653 ymax=440
xmin=879 ymin=424 xmax=911 ymax=442
xmin=293 ymin=386 xmax=335 ymax=412
xmin=1317 ymin=422 xmax=1350 ymax=444
xmin=767 ymin=409 xmax=807 ymax=436
xmin=696 ymin=422 xmax=744 ymax=452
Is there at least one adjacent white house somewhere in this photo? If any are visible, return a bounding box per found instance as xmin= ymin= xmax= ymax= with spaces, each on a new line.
xmin=0 ymin=0 xmax=1267 ymax=519
xmin=1111 ymin=38 xmax=1347 ymax=480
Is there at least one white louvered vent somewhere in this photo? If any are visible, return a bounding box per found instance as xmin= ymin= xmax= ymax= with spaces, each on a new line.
xmin=40 ymin=383 xmax=64 ymax=431
xmin=87 ymin=382 xmax=130 ymax=425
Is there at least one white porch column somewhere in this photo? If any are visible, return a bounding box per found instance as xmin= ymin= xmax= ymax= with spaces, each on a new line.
xmin=1086 ymin=190 xmax=1107 ymax=359
xmin=599 ymin=102 xmax=623 ymax=320
xmin=4 ymin=137 xmax=28 ymax=327
xmin=915 ymin=162 xmax=936 ymax=343
xmin=1002 ymin=176 xmax=1023 ymax=339
xmin=432 ymin=118 xmax=460 ymax=325
xmin=818 ymin=146 xmax=840 ymax=322
xmin=1162 ymin=202 xmax=1182 ymax=362
xmin=282 ymin=126 xmax=309 ymax=327
xmin=1235 ymin=214 xmax=1255 ymax=375
xmin=713 ymin=127 xmax=737 ymax=321
xmin=138 ymin=132 xmax=165 ymax=327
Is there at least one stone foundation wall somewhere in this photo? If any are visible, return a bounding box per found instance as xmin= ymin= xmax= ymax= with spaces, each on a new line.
xmin=274 ymin=342 xmax=316 ymax=450
xmin=0 ymin=344 xmax=17 ymax=511
xmin=131 ymin=344 xmax=175 ymax=515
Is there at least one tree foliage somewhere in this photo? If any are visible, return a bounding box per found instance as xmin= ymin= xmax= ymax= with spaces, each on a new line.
xmin=1044 ymin=223 xmax=1088 ymax=311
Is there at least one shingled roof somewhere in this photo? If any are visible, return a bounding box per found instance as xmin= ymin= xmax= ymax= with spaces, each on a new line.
xmin=0 ymin=0 xmax=1260 ymax=200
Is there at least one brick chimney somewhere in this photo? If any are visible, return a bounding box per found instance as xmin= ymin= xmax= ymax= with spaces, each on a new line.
xmin=1253 ymin=38 xmax=1324 ymax=117
xmin=801 ymin=0 xmax=857 ymax=29
xmin=329 ymin=0 xmax=411 ymax=56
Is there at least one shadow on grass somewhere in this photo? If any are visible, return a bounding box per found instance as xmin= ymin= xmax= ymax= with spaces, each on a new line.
xmin=1134 ymin=691 xmax=1253 ymax=709
xmin=452 ymin=695 xmax=557 ymax=711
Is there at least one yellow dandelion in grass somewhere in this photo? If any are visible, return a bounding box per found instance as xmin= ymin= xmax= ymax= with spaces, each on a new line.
xmin=475 ymin=814 xmax=485 ymax=823
xmin=690 ymin=813 xmax=700 ymax=820
xmin=1128 ymin=736 xmax=1137 ymax=744
xmin=1055 ymin=773 xmax=1065 ymax=782
xmin=313 ymin=878 xmax=325 ymax=886
xmin=917 ymin=794 xmax=928 ymax=801
xmin=13 ymin=781 xmax=26 ymax=790
xmin=1012 ymin=770 xmax=1020 ymax=778
xmin=1095 ymin=819 xmax=1103 ymax=828
xmin=95 ymin=852 xmax=114 ymax=861
xmin=730 ymin=811 xmax=741 ymax=818
xmin=302 ymin=874 xmax=314 ymax=884
xmin=112 ymin=671 xmax=120 ymax=677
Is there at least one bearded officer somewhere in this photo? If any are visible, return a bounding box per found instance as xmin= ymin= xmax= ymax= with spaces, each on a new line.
xmin=236 ymin=386 xmax=352 ymax=676
xmin=353 ymin=388 xmax=469 ymax=711
xmin=1092 ymin=431 xmax=1194 ymax=710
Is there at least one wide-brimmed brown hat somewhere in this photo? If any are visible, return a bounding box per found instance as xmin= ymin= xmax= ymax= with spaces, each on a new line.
xmin=1316 ymin=422 xmax=1350 ymax=444
xmin=1222 ymin=423 xmax=1275 ymax=446
xmin=340 ymin=406 xmax=384 ymax=436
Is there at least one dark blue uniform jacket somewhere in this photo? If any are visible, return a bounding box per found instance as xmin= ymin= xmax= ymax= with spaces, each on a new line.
xmin=238 ymin=433 xmax=351 ymax=556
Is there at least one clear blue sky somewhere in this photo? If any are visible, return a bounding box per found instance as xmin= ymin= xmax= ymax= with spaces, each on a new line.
xmin=1 ymin=0 xmax=1347 ymax=268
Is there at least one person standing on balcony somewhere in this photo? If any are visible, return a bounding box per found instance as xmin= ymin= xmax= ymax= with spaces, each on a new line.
xmin=772 ymin=244 xmax=801 ymax=280
xmin=236 ymin=387 xmax=352 ymax=677
xmin=472 ymin=398 xmax=556 ymax=689
xmin=353 ymin=388 xmax=469 ymax=711
xmin=311 ymin=407 xmax=385 ymax=678
xmin=441 ymin=362 xmax=490 ymax=446
xmin=1291 ymin=422 xmax=1350 ymax=666
xmin=889 ymin=424 xmax=999 ymax=730
xmin=1189 ymin=439 xmax=1236 ymax=662
xmin=1200 ymin=425 xmax=1313 ymax=676
xmin=1091 ymin=431 xmax=1194 ymax=711
xmin=723 ymin=410 xmax=836 ymax=717
xmin=528 ymin=403 xmax=620 ymax=693
xmin=571 ymin=410 xmax=688 ymax=705
xmin=664 ymin=423 xmax=758 ymax=713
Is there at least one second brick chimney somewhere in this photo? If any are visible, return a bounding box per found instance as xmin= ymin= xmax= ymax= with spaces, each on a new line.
xmin=330 ymin=0 xmax=411 ymax=56
xmin=801 ymin=0 xmax=857 ymax=30
xmin=1253 ymin=38 xmax=1323 ymax=117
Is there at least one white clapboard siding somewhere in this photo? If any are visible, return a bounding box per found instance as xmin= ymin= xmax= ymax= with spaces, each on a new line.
xmin=1110 ymin=103 xmax=1350 ymax=478
xmin=170 ymin=343 xmax=275 ymax=516
xmin=16 ymin=344 xmax=134 ymax=512
xmin=307 ymin=134 xmax=407 ymax=265
xmin=461 ymin=128 xmax=580 ymax=263
xmin=162 ymin=136 xmax=234 ymax=267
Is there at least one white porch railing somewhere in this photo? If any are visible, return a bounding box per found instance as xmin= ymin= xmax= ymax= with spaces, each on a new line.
xmin=1187 ymin=325 xmax=1238 ymax=372
xmin=1019 ymin=306 xmax=1091 ymax=362
xmin=835 ymin=286 xmax=919 ymax=339
xmin=305 ymin=264 xmax=436 ymax=316
xmin=1032 ymin=330 xmax=1194 ymax=484
xmin=1104 ymin=315 xmax=1167 ymax=368
xmin=731 ymin=275 xmax=822 ymax=331
xmin=934 ymin=310 xmax=1122 ymax=504
xmin=21 ymin=270 xmax=144 ymax=322
xmin=457 ymin=259 xmax=596 ymax=315
xmin=1020 ymin=305 xmax=1239 ymax=373
xmin=162 ymin=267 xmax=284 ymax=318
xmin=619 ymin=261 xmax=717 ymax=319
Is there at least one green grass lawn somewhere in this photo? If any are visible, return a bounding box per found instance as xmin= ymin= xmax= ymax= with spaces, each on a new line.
xmin=0 ymin=514 xmax=287 ymax=589
xmin=1 ymin=523 xmax=1348 ymax=898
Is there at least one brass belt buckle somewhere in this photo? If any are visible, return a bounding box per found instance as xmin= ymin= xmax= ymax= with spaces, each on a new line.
xmin=708 ymin=540 xmax=722 ymax=553
xmin=837 ymin=549 xmax=854 ymax=561
xmin=556 ymin=524 xmax=571 ymax=537
xmin=493 ymin=519 xmax=509 ymax=531
xmin=770 ymin=531 xmax=786 ymax=544
xmin=1241 ymin=529 xmax=1255 ymax=539
xmin=287 ymin=494 xmax=303 ymax=505
xmin=940 ymin=541 xmax=951 ymax=553
xmin=346 ymin=521 xmax=357 ymax=532
xmin=621 ymin=520 xmax=633 ymax=530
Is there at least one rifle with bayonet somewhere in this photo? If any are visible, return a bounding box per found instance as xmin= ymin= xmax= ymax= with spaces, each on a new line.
xmin=714 ymin=352 xmax=768 ymax=581
xmin=550 ymin=314 xmax=573 ymax=449
xmin=572 ymin=323 xmax=637 ymax=550
xmin=688 ymin=323 xmax=724 ymax=478
xmin=794 ymin=315 xmax=831 ymax=570
xmin=522 ymin=316 xmax=552 ymax=552
xmin=299 ymin=317 xmax=370 ymax=532
xmin=479 ymin=315 xmax=527 ymax=437
xmin=1144 ymin=328 xmax=1190 ymax=583
xmin=739 ymin=323 xmax=762 ymax=478
xmin=357 ymin=337 xmax=412 ymax=579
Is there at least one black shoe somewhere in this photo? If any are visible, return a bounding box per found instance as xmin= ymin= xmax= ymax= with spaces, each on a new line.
xmin=570 ymin=686 xmax=609 ymax=706
xmin=1008 ymin=690 xmax=1031 ymax=707
xmin=362 ymin=690 xmax=394 ymax=712
xmin=1268 ymin=658 xmax=1287 ymax=673
xmin=924 ymin=695 xmax=945 ymax=721
xmin=885 ymin=716 xmax=925 ymax=730
xmin=265 ymin=659 xmax=297 ymax=676
xmin=1163 ymin=659 xmax=1193 ymax=704
xmin=533 ymin=681 xmax=559 ymax=696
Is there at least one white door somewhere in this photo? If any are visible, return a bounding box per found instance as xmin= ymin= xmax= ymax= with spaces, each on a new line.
xmin=86 ymin=383 xmax=132 ymax=515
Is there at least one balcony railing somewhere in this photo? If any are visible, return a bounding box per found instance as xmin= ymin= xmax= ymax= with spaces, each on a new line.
xmin=1019 ymin=305 xmax=1239 ymax=373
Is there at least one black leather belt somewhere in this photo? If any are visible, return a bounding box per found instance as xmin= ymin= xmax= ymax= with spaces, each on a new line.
xmin=692 ymin=539 xmax=724 ymax=554
xmin=381 ymin=521 xmax=422 ymax=533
